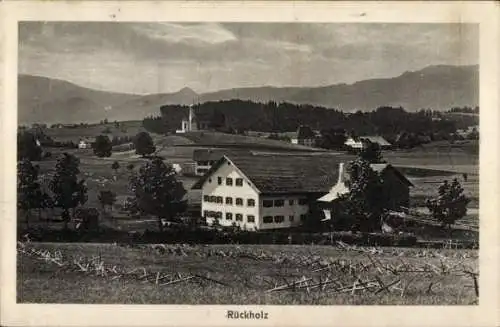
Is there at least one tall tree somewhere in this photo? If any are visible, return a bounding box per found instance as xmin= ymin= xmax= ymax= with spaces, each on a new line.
xmin=134 ymin=132 xmax=156 ymax=157
xmin=129 ymin=157 xmax=187 ymax=231
xmin=360 ymin=141 xmax=384 ymax=163
xmin=426 ymin=179 xmax=470 ymax=229
xmin=18 ymin=131 xmax=42 ymax=161
xmin=98 ymin=190 xmax=117 ymax=214
xmin=336 ymin=159 xmax=389 ymax=232
xmin=17 ymin=159 xmax=42 ymax=227
xmin=111 ymin=161 xmax=120 ymax=175
xmin=93 ymin=135 xmax=112 ymax=157
xmin=210 ymin=108 xmax=226 ymax=130
xmin=49 ymin=153 xmax=87 ymax=229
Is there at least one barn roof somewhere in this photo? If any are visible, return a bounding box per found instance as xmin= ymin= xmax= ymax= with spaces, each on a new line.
xmin=192 ymin=152 xmax=354 ymax=194
xmin=359 ymin=136 xmax=392 ymax=146
xmin=370 ymin=163 xmax=414 ymax=187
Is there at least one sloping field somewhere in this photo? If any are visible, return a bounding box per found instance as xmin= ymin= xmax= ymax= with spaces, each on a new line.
xmin=181 ymin=131 xmax=325 ymax=152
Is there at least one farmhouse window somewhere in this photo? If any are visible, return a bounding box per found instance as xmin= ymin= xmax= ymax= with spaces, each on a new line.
xmin=225 ymin=197 xmax=233 ymax=205
xmin=210 ymin=196 xmax=217 ymax=202
xmin=263 ymin=216 xmax=273 ymax=224
xmin=289 ymin=200 xmax=294 ymax=205
xmin=298 ymin=198 xmax=308 ymax=205
xmin=235 ymin=214 xmax=243 ymax=221
xmin=274 ymin=199 xmax=284 ymax=207
xmin=236 ymin=198 xmax=243 ymax=206
xmin=235 ymin=178 xmax=243 ymax=186
xmin=226 ymin=213 xmax=233 ymax=220
xmin=247 ymin=199 xmax=255 ymax=207
xmin=263 ymin=200 xmax=273 ymax=207
xmin=226 ymin=177 xmax=233 ymax=186
xmin=216 ymin=196 xmax=223 ymax=204
xmin=300 ymin=214 xmax=307 ymax=221
xmin=289 ymin=215 xmax=294 ymax=222
xmin=203 ymin=195 xmax=209 ymax=202
xmin=274 ymin=215 xmax=285 ymax=223
xmin=216 ymin=211 xmax=223 ymax=218
xmin=247 ymin=215 xmax=255 ymax=223
xmin=217 ymin=177 xmax=222 ymax=185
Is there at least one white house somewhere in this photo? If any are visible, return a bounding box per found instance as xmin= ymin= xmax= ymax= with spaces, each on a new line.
xmin=344 ymin=136 xmax=392 ymax=150
xmin=191 ymin=153 xmax=345 ymax=231
xmin=290 ymin=125 xmax=316 ymax=147
xmin=78 ymin=138 xmax=93 ymax=149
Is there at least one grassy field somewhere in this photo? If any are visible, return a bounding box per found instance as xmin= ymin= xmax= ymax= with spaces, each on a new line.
xmin=40 ymin=121 xmax=147 ymax=143
xmin=17 ymin=242 xmax=478 ymax=305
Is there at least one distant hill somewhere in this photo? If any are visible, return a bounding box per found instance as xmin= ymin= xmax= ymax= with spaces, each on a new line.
xmin=199 ymin=65 xmax=479 ymax=111
xmin=18 ymin=64 xmax=478 ymax=124
xmin=18 ymin=74 xmax=141 ymax=124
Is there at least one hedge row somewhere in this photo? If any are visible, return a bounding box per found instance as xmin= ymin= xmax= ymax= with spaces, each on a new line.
xmin=18 ymin=227 xmax=418 ymax=247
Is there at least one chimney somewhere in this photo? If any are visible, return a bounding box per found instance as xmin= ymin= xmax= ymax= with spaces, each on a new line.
xmin=337 ymin=163 xmax=345 ymax=184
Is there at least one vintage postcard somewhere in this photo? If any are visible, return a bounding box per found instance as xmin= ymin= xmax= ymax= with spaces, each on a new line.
xmin=1 ymin=1 xmax=499 ymax=326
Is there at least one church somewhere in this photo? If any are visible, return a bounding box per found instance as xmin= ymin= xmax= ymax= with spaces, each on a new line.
xmin=176 ymin=105 xmax=211 ymax=133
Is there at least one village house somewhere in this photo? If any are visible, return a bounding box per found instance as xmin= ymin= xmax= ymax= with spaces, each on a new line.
xmin=318 ymin=162 xmax=413 ymax=223
xmin=344 ymin=135 xmax=392 ymax=150
xmin=78 ymin=138 xmax=93 ymax=149
xmin=192 ymin=152 xmax=413 ymax=231
xmin=290 ymin=125 xmax=317 ymax=147
xmin=191 ymin=153 xmax=348 ymax=231
xmin=176 ymin=105 xmax=211 ymax=133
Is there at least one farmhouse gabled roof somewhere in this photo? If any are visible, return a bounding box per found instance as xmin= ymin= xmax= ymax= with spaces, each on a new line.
xmin=296 ymin=125 xmax=316 ymax=139
xmin=191 ymin=152 xmax=355 ymax=194
xmin=370 ymin=163 xmax=414 ymax=187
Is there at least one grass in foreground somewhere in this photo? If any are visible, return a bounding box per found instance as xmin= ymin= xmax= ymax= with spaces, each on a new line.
xmin=18 ymin=243 xmax=478 ymax=305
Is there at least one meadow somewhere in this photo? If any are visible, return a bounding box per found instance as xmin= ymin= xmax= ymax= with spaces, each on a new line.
xmin=17 ymin=242 xmax=478 ymax=305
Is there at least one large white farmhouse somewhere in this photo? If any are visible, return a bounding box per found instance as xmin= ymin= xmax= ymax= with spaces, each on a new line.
xmin=191 ymin=153 xmax=347 ymax=231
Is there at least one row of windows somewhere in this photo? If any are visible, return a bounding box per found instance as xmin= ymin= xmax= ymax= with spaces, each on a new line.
xmin=204 ymin=196 xmax=255 ymax=207
xmin=262 ymin=215 xmax=307 ymax=224
xmin=262 ymin=198 xmax=308 ymax=207
xmin=208 ymin=177 xmax=244 ymax=186
xmin=204 ymin=212 xmax=306 ymax=224
xmin=204 ymin=211 xmax=255 ymax=223
xmin=214 ymin=177 xmax=244 ymax=186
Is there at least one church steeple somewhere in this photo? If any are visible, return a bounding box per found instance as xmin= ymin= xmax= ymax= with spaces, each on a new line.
xmin=188 ymin=105 xmax=194 ymax=131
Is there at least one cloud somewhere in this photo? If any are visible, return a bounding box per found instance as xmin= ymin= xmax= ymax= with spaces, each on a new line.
xmin=18 ymin=22 xmax=478 ymax=94
xmin=131 ymin=23 xmax=238 ymax=45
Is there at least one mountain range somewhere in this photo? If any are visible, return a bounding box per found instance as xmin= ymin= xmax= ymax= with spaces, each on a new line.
xmin=18 ymin=64 xmax=478 ymax=125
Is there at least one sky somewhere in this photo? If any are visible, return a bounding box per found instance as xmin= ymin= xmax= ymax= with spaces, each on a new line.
xmin=18 ymin=22 xmax=478 ymax=95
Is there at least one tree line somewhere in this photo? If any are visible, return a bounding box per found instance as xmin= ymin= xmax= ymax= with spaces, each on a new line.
xmin=145 ymin=100 xmax=470 ymax=139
